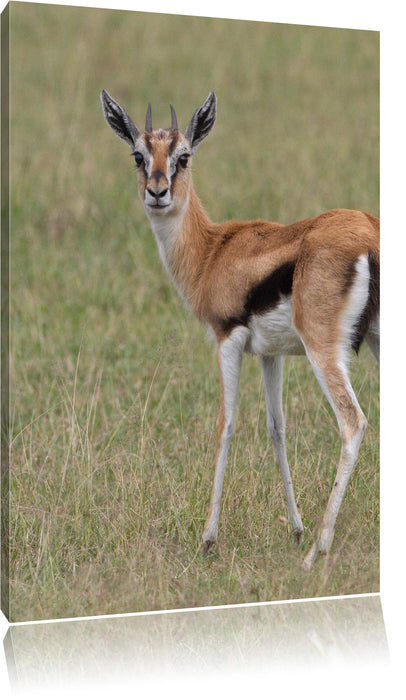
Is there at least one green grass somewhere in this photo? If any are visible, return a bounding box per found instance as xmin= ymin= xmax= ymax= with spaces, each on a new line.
xmin=8 ymin=3 xmax=379 ymax=621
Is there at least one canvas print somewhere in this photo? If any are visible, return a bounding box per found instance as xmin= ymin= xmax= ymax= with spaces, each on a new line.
xmin=1 ymin=1 xmax=379 ymax=622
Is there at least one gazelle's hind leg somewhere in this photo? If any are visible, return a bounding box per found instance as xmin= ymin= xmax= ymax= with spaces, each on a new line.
xmin=294 ymin=253 xmax=372 ymax=569
xmin=261 ymin=355 xmax=303 ymax=541
xmin=366 ymin=314 xmax=380 ymax=362
xmin=302 ymin=353 xmax=367 ymax=570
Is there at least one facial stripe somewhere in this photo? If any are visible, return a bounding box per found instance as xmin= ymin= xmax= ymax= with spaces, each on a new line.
xmin=144 ymin=132 xmax=152 ymax=152
xmin=151 ymin=168 xmax=166 ymax=183
xmin=169 ymin=158 xmax=185 ymax=193
xmin=168 ymin=131 xmax=179 ymax=155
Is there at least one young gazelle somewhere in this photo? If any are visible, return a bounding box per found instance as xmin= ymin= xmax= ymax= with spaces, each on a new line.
xmin=101 ymin=90 xmax=379 ymax=569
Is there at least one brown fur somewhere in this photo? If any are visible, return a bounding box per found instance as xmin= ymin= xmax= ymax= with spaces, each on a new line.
xmin=130 ymin=128 xmax=380 ymax=357
xmin=170 ymin=194 xmax=380 ymax=352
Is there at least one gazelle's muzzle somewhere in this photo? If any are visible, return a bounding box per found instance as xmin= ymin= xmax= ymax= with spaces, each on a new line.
xmin=145 ymin=171 xmax=171 ymax=210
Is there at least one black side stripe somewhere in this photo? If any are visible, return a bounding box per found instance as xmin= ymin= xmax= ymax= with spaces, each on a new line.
xmin=218 ymin=262 xmax=296 ymax=334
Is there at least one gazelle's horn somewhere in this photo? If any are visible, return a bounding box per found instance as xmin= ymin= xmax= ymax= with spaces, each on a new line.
xmin=145 ymin=103 xmax=152 ymax=132
xmin=170 ymin=104 xmax=178 ymax=132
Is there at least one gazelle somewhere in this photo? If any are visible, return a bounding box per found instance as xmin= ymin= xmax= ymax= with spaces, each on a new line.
xmin=101 ymin=90 xmax=379 ymax=569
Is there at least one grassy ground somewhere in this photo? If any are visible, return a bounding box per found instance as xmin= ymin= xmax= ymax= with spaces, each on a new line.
xmin=8 ymin=3 xmax=379 ymax=621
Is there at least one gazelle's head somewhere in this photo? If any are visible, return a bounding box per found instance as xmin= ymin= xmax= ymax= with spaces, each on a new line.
xmin=101 ymin=90 xmax=217 ymax=218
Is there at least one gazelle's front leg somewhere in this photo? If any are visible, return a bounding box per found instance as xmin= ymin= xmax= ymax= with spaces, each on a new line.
xmin=261 ymin=355 xmax=303 ymax=541
xmin=201 ymin=328 xmax=248 ymax=552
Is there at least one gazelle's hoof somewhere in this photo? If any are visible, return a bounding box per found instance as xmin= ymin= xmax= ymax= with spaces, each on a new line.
xmin=292 ymin=526 xmax=304 ymax=545
xmin=302 ymin=542 xmax=318 ymax=570
xmin=303 ymin=525 xmax=334 ymax=569
xmin=200 ymin=538 xmax=216 ymax=555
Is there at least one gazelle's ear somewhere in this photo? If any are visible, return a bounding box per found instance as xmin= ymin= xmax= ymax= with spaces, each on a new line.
xmin=101 ymin=89 xmax=140 ymax=148
xmin=185 ymin=92 xmax=217 ymax=154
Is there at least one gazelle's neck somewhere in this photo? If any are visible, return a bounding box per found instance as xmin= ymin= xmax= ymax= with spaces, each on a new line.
xmin=147 ymin=184 xmax=215 ymax=306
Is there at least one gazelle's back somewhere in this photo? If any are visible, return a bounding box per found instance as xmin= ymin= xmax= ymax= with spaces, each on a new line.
xmin=197 ymin=208 xmax=379 ymax=346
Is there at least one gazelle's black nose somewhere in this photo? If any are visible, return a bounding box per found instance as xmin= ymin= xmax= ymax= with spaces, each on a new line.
xmin=147 ymin=187 xmax=168 ymax=200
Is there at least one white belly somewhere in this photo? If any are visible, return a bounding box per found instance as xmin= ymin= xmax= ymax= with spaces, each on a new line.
xmin=245 ymin=297 xmax=305 ymax=356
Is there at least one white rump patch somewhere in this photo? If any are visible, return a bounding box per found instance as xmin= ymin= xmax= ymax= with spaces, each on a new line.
xmin=340 ymin=254 xmax=370 ymax=365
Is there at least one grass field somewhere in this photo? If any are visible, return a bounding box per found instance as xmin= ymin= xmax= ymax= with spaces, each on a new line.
xmin=7 ymin=3 xmax=379 ymax=621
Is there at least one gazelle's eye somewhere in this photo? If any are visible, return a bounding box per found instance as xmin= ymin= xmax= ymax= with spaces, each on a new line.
xmin=132 ymin=152 xmax=144 ymax=167
xmin=178 ymin=154 xmax=189 ymax=169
